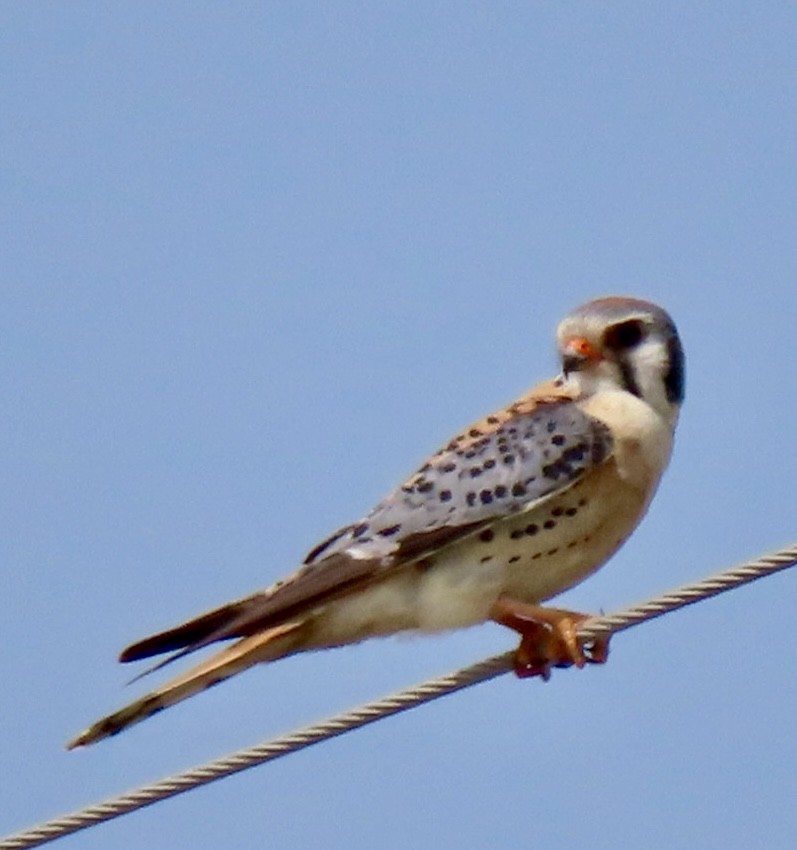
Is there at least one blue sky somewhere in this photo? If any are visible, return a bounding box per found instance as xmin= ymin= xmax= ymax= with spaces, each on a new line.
xmin=2 ymin=3 xmax=797 ymax=848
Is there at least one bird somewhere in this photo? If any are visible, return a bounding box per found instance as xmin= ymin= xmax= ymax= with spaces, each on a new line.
xmin=67 ymin=295 xmax=685 ymax=748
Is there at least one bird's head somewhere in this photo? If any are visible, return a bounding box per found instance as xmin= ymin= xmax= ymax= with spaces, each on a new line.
xmin=556 ymin=296 xmax=685 ymax=424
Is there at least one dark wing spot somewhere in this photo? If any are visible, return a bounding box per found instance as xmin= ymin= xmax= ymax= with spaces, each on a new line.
xmin=479 ymin=529 xmax=495 ymax=543
xmin=543 ymin=520 xmax=556 ymax=530
xmin=304 ymin=524 xmax=354 ymax=564
xmin=378 ymin=524 xmax=402 ymax=538
xmin=525 ymin=524 xmax=539 ymax=536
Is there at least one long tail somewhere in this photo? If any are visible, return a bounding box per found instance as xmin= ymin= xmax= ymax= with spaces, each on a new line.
xmin=67 ymin=620 xmax=305 ymax=749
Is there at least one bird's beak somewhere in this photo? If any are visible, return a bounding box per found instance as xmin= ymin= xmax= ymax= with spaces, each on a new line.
xmin=561 ymin=336 xmax=603 ymax=374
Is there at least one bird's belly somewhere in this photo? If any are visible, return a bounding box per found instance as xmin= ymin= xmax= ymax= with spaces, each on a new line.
xmin=312 ymin=460 xmax=655 ymax=644
xmin=416 ymin=459 xmax=654 ymax=629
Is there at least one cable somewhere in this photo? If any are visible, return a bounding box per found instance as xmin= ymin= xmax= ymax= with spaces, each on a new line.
xmin=2 ymin=542 xmax=796 ymax=850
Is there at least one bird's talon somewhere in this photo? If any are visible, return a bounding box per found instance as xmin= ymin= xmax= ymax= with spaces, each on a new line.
xmin=584 ymin=635 xmax=610 ymax=665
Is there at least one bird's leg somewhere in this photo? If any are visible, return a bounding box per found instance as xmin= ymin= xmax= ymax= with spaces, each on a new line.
xmin=489 ymin=596 xmax=610 ymax=680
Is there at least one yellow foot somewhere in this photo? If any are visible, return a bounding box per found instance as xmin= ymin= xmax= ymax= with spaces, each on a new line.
xmin=489 ymin=596 xmax=610 ymax=680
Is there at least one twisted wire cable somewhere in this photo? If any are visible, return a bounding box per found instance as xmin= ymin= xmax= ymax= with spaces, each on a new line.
xmin=2 ymin=542 xmax=796 ymax=850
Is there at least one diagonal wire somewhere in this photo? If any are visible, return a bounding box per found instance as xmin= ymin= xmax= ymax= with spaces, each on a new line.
xmin=2 ymin=542 xmax=796 ymax=850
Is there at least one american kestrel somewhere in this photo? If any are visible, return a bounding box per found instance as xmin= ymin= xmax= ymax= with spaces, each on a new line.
xmin=68 ymin=296 xmax=685 ymax=748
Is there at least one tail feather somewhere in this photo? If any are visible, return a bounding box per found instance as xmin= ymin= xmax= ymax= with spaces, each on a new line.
xmin=67 ymin=619 xmax=305 ymax=749
xmin=119 ymin=595 xmax=266 ymax=663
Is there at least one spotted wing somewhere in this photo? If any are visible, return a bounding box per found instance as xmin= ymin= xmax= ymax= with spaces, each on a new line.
xmin=120 ymin=395 xmax=612 ymax=664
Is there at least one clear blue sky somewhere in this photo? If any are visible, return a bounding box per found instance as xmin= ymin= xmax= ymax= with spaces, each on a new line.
xmin=3 ymin=3 xmax=797 ymax=848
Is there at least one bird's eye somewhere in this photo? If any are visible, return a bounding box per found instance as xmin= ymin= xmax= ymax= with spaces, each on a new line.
xmin=603 ymin=320 xmax=645 ymax=351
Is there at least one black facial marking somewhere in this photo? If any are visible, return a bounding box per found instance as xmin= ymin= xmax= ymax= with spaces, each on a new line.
xmin=604 ymin=319 xmax=645 ymax=352
xmin=617 ymin=356 xmax=642 ymax=398
xmin=665 ymin=333 xmax=686 ymax=404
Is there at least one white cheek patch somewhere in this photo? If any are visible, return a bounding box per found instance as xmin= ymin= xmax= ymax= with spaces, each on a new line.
xmin=632 ymin=339 xmax=669 ymax=397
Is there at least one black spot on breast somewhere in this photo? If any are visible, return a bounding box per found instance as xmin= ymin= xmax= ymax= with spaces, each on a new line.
xmin=494 ymin=485 xmax=507 ymax=498
xmin=551 ymin=434 xmax=565 ymax=446
xmin=466 ymin=492 xmax=477 ymax=506
xmin=484 ymin=458 xmax=496 ymax=469
xmin=439 ymin=489 xmax=452 ymax=502
xmin=511 ymin=483 xmax=527 ymax=497
xmin=440 ymin=461 xmax=457 ymax=473
xmin=480 ymin=490 xmax=493 ymax=504
xmin=378 ymin=524 xmax=402 ymax=537
xmin=546 ymin=420 xmax=556 ymax=433
xmin=470 ymin=467 xmax=483 ymax=478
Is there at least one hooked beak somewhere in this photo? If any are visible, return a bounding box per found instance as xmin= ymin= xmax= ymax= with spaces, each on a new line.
xmin=561 ymin=336 xmax=603 ymax=374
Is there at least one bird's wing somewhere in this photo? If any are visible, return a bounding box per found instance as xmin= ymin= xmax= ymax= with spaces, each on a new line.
xmin=121 ymin=385 xmax=612 ymax=666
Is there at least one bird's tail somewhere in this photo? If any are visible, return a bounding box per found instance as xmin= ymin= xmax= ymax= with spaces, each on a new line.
xmin=67 ymin=619 xmax=305 ymax=749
